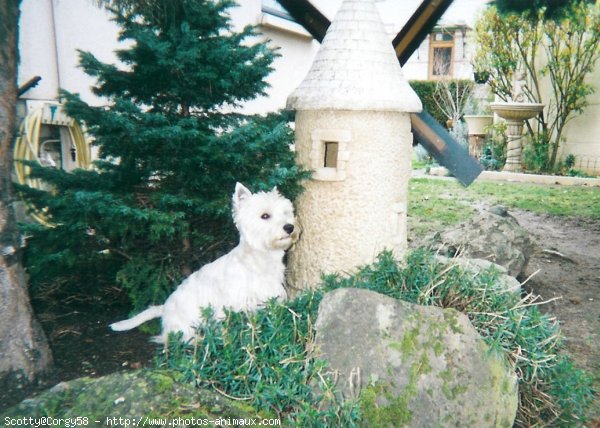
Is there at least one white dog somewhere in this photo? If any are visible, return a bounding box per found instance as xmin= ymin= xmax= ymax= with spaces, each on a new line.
xmin=110 ymin=182 xmax=297 ymax=343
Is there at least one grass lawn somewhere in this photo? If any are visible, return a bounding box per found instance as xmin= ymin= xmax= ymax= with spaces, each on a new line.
xmin=408 ymin=177 xmax=600 ymax=238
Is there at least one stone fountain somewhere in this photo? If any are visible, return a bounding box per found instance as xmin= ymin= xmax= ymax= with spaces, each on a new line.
xmin=490 ymin=102 xmax=543 ymax=172
xmin=490 ymin=71 xmax=544 ymax=172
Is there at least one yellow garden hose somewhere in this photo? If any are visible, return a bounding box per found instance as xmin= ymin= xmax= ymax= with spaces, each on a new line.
xmin=13 ymin=104 xmax=92 ymax=225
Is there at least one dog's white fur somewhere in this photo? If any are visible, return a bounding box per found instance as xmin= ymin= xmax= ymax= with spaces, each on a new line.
xmin=110 ymin=183 xmax=297 ymax=343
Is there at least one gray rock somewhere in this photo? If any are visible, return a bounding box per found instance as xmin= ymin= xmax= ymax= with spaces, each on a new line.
xmin=436 ymin=256 xmax=522 ymax=293
xmin=315 ymin=288 xmax=518 ymax=427
xmin=428 ymin=208 xmax=533 ymax=277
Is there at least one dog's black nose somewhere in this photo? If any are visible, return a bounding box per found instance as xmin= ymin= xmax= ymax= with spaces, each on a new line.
xmin=283 ymin=224 xmax=294 ymax=235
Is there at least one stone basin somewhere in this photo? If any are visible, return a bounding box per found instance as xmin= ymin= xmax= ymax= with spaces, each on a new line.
xmin=490 ymin=102 xmax=544 ymax=121
xmin=463 ymin=115 xmax=494 ymax=135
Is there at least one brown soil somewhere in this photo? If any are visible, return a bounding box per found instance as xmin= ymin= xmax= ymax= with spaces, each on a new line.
xmin=511 ymin=210 xmax=600 ymax=425
xmin=0 ymin=299 xmax=157 ymax=412
xmin=1 ymin=209 xmax=598 ymax=425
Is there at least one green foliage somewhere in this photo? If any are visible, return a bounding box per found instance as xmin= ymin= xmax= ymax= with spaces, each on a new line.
xmin=563 ymin=153 xmax=576 ymax=170
xmin=480 ymin=122 xmax=508 ymax=171
xmin=523 ymin=136 xmax=595 ymax=177
xmin=491 ymin=0 xmax=596 ymax=20
xmin=522 ymin=132 xmax=552 ymax=173
xmin=157 ymin=294 xmax=361 ymax=426
xmin=409 ymin=80 xmax=441 ymax=124
xmin=160 ymin=250 xmax=594 ymax=426
xmin=17 ymin=0 xmax=308 ymax=308
xmin=547 ymin=357 xmax=596 ymax=425
xmin=474 ymin=2 xmax=600 ymax=172
xmin=553 ymin=154 xmax=595 ymax=177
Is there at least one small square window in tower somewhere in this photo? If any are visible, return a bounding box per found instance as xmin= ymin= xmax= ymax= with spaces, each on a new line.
xmin=310 ymin=129 xmax=351 ymax=181
xmin=324 ymin=141 xmax=339 ymax=168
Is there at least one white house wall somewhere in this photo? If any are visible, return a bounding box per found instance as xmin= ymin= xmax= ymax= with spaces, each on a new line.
xmin=18 ymin=0 xmax=319 ymax=113
xmin=18 ymin=0 xmax=486 ymax=112
xmin=19 ymin=0 xmax=121 ymax=106
xmin=561 ymin=63 xmax=600 ymax=172
xmin=18 ymin=0 xmax=60 ymax=101
xmin=527 ymin=33 xmax=600 ymax=174
xmin=401 ymin=29 xmax=474 ymax=81
xmin=17 ymin=0 xmax=598 ymax=172
xmin=228 ymin=0 xmax=320 ymax=114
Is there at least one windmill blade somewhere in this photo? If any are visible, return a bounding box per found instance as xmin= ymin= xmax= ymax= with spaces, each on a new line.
xmin=411 ymin=111 xmax=482 ymax=186
xmin=278 ymin=0 xmax=483 ymax=186
xmin=275 ymin=0 xmax=329 ymax=42
xmin=392 ymin=0 xmax=454 ymax=66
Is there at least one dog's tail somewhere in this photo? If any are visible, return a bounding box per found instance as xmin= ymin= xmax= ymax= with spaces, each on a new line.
xmin=110 ymin=305 xmax=164 ymax=332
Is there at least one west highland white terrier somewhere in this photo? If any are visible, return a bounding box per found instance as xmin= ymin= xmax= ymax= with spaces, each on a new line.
xmin=110 ymin=182 xmax=297 ymax=343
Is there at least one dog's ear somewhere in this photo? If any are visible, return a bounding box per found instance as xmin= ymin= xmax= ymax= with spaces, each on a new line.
xmin=233 ymin=182 xmax=252 ymax=210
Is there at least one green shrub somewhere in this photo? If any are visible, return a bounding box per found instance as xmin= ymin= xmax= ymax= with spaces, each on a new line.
xmin=522 ymin=133 xmax=552 ymax=173
xmin=480 ymin=122 xmax=507 ymax=171
xmin=18 ymin=0 xmax=309 ymax=309
xmin=157 ymin=293 xmax=360 ymax=426
xmin=160 ymin=250 xmax=594 ymax=427
xmin=556 ymin=154 xmax=594 ymax=178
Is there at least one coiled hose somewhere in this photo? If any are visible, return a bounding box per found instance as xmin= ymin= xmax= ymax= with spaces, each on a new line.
xmin=13 ymin=105 xmax=91 ymax=225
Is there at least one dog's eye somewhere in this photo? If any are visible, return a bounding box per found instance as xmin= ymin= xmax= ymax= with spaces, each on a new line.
xmin=261 ymin=213 xmax=270 ymax=220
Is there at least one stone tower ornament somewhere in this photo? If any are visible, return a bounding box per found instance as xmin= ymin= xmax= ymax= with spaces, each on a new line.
xmin=286 ymin=0 xmax=422 ymax=289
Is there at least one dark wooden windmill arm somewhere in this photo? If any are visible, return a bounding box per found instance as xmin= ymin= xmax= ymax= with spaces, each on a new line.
xmin=276 ymin=0 xmax=483 ymax=186
xmin=274 ymin=0 xmax=329 ymax=42
xmin=392 ymin=0 xmax=454 ymax=66
xmin=411 ymin=111 xmax=483 ymax=186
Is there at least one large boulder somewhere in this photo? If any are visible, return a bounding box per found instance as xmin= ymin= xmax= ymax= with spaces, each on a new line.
xmin=315 ymin=288 xmax=518 ymax=427
xmin=428 ymin=206 xmax=533 ymax=277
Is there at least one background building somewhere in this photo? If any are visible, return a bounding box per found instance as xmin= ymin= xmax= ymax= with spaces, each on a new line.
xmin=16 ymin=0 xmax=600 ymax=174
xmin=17 ymin=0 xmax=485 ymax=111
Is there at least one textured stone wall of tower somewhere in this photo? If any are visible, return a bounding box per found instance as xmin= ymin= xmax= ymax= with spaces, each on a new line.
xmin=286 ymin=0 xmax=422 ymax=290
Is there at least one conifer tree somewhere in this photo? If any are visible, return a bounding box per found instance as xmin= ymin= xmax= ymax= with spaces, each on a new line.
xmin=19 ymin=0 xmax=307 ymax=309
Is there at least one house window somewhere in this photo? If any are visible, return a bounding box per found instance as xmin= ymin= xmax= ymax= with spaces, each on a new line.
xmin=429 ymin=31 xmax=454 ymax=79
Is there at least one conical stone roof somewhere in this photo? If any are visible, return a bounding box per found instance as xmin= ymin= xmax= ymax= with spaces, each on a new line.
xmin=287 ymin=0 xmax=422 ymax=112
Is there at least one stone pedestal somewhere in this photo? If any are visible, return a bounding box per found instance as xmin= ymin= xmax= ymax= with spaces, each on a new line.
xmin=464 ymin=115 xmax=493 ymax=160
xmin=503 ymin=119 xmax=527 ymax=172
xmin=468 ymin=134 xmax=485 ymax=159
xmin=489 ymin=102 xmax=544 ymax=173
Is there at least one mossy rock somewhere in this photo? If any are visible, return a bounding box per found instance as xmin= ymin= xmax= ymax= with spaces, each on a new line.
xmin=428 ymin=209 xmax=533 ymax=277
xmin=1 ymin=369 xmax=265 ymax=427
xmin=314 ymin=288 xmax=518 ymax=427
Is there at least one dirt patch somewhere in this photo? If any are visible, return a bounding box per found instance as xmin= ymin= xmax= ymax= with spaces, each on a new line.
xmin=0 ymin=300 xmax=157 ymax=412
xmin=512 ymin=210 xmax=600 ymax=424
